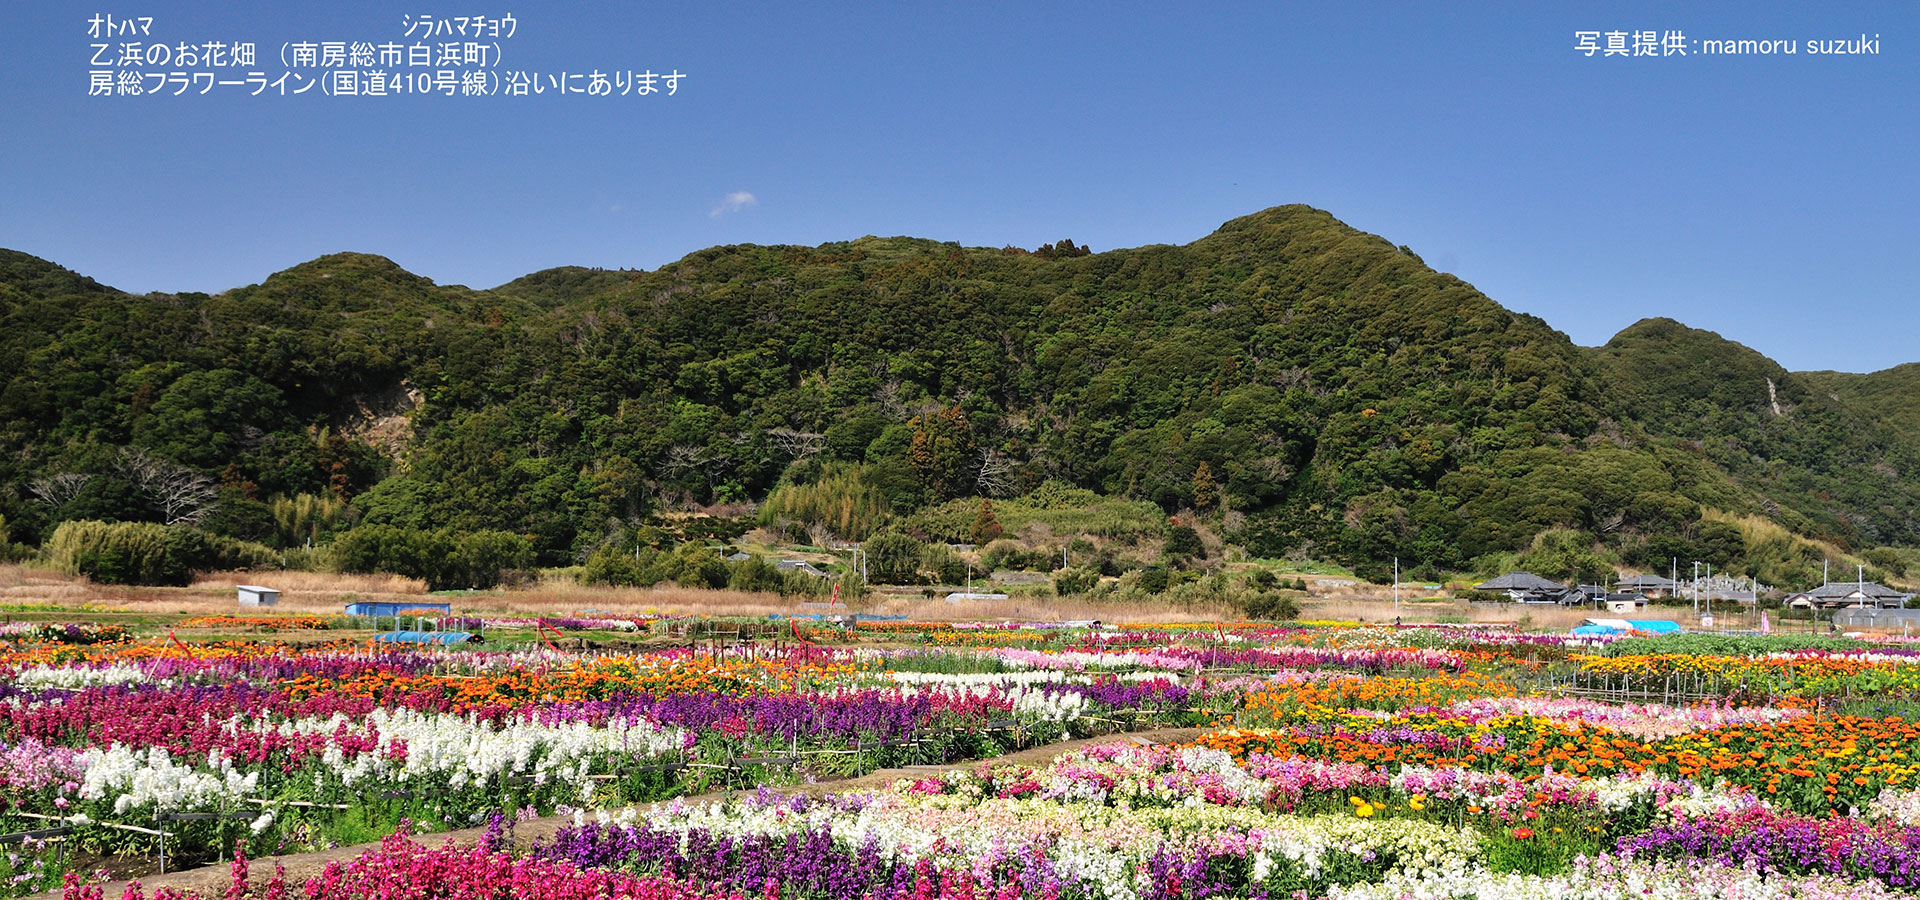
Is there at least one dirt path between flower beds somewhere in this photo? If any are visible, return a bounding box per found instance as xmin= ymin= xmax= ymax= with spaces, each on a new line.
xmin=44 ymin=727 xmax=1204 ymax=900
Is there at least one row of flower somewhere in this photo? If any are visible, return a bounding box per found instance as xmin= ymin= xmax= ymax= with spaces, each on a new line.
xmin=1 ymin=644 xmax=1228 ymax=872
xmin=509 ymin=739 xmax=1920 ymax=900
xmin=44 ymin=736 xmax=1920 ymax=900
xmin=1205 ymin=699 xmax=1920 ymax=814
xmin=1572 ymin=650 xmax=1920 ymax=700
xmin=10 ymin=617 xmax=1920 ymax=898
xmin=60 ymin=827 xmax=1909 ymax=900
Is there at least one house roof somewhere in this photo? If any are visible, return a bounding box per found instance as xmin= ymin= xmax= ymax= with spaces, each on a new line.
xmin=1797 ymin=581 xmax=1910 ymax=600
xmin=1474 ymin=572 xmax=1564 ymax=591
xmin=1615 ymin=575 xmax=1680 ymax=590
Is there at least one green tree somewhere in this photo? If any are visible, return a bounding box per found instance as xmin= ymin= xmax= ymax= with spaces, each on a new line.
xmin=1166 ymin=524 xmax=1205 ymax=559
xmin=1052 ymin=566 xmax=1099 ymax=596
xmin=969 ymin=498 xmax=1002 ymax=545
xmin=133 ymin=369 xmax=286 ymax=469
xmin=1192 ymin=461 xmax=1219 ymax=512
xmin=864 ymin=531 xmax=927 ymax=584
xmin=906 ymin=406 xmax=975 ymax=501
xmin=728 ymin=555 xmax=785 ymax=593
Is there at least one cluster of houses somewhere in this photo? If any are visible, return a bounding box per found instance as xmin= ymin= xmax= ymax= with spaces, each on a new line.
xmin=1472 ymin=571 xmax=1914 ymax=613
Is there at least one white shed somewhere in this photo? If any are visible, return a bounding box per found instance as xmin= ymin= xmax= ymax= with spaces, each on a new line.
xmin=237 ymin=585 xmax=280 ymax=607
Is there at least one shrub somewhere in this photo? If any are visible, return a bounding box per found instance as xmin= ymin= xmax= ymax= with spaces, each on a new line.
xmin=271 ymin=492 xmax=347 ymax=548
xmin=282 ymin=544 xmax=336 ymax=572
xmin=333 ymin=526 xmax=531 ymax=590
xmin=864 ymin=531 xmax=927 ymax=584
xmin=580 ymin=546 xmax=657 ymax=587
xmin=204 ymin=533 xmax=282 ymax=570
xmin=1052 ymin=566 xmax=1100 ymax=596
xmin=923 ymin=543 xmax=968 ymax=585
xmin=728 ymin=555 xmax=785 ymax=593
xmin=450 ymin=530 xmax=535 ymax=589
xmin=1240 ymin=591 xmax=1301 ymax=621
xmin=1136 ymin=565 xmax=1171 ymax=595
xmin=1165 ymin=525 xmax=1204 ymax=558
xmin=761 ymin=462 xmax=892 ymax=540
xmin=904 ymin=487 xmax=1166 ymax=543
xmin=43 ymin=520 xmax=274 ymax=585
xmin=659 ymin=543 xmax=729 ymax=589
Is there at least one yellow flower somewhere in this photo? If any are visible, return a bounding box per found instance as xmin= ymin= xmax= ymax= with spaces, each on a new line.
xmin=1408 ymin=794 xmax=1428 ymax=811
xmin=1355 ymin=803 xmax=1376 ymax=818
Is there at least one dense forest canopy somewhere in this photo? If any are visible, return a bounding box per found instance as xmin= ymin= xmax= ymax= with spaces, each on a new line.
xmin=2 ymin=205 xmax=1915 ymax=589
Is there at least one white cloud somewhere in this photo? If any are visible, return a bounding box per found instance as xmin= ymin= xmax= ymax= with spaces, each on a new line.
xmin=710 ymin=191 xmax=757 ymax=218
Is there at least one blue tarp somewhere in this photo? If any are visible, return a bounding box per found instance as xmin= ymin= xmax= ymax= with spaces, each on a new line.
xmin=1573 ymin=619 xmax=1685 ymax=637
xmin=374 ymin=630 xmax=476 ymax=645
xmin=1623 ymin=619 xmax=1685 ymax=634
xmin=345 ymin=601 xmax=452 ymax=617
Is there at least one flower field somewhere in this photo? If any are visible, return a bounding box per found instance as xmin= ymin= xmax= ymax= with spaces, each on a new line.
xmin=7 ymin=616 xmax=1920 ymax=899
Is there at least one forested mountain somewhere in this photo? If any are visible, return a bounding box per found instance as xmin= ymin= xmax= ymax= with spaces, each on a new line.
xmin=1595 ymin=319 xmax=1920 ymax=553
xmin=1 ymin=205 xmax=1913 ymax=588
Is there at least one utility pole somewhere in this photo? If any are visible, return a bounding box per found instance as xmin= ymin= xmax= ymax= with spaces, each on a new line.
xmin=1393 ymin=557 xmax=1400 ymax=615
xmin=1692 ymin=561 xmax=1701 ymax=616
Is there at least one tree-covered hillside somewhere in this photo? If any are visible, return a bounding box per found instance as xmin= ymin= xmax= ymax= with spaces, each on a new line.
xmin=1 ymin=206 xmax=1912 ymax=589
xmin=1596 ymin=318 xmax=1920 ymax=552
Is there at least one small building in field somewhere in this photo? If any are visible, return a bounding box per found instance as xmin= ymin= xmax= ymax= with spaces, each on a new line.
xmin=345 ymin=601 xmax=453 ymax=617
xmin=1600 ymin=593 xmax=1651 ymax=614
xmin=236 ymin=585 xmax=280 ymax=607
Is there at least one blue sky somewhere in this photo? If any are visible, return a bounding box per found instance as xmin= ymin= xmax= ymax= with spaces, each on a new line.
xmin=3 ymin=2 xmax=1914 ymax=372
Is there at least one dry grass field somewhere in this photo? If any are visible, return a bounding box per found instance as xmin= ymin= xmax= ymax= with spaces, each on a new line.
xmin=0 ymin=561 xmax=1761 ymax=630
xmin=0 ymin=564 xmax=1229 ymax=623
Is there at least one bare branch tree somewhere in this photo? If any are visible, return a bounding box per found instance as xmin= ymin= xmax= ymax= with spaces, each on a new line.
xmin=660 ymin=444 xmax=711 ymax=475
xmin=28 ymin=473 xmax=91 ymax=509
xmin=765 ymin=428 xmax=826 ymax=460
xmin=975 ymin=450 xmax=1019 ymax=498
xmin=117 ymin=448 xmax=217 ymax=526
xmin=873 ymin=379 xmax=908 ymax=419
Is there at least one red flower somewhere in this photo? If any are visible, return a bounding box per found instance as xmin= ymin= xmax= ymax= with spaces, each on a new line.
xmin=1512 ymin=827 xmax=1535 ymax=840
